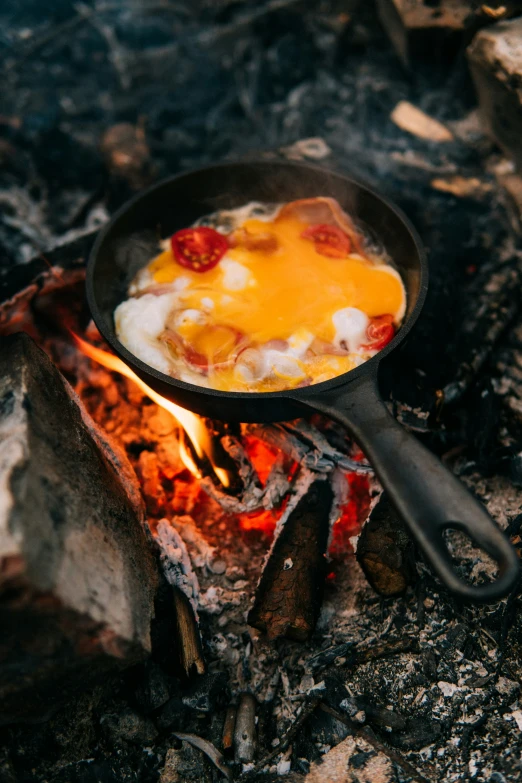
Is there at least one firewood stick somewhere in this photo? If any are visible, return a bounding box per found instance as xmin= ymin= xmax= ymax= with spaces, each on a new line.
xmin=248 ymin=478 xmax=333 ymax=642
xmin=234 ymin=693 xmax=257 ymax=763
xmin=172 ymin=586 xmax=206 ymax=677
xmin=222 ymin=704 xmax=237 ymax=755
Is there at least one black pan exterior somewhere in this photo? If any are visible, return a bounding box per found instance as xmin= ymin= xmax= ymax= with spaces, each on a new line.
xmin=87 ymin=161 xmax=428 ymax=422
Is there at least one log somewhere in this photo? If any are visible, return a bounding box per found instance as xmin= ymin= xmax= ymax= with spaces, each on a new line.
xmin=468 ymin=17 xmax=522 ymax=171
xmin=248 ymin=478 xmax=332 ymax=641
xmin=0 ymin=333 xmax=158 ymax=724
xmin=376 ymin=0 xmax=471 ymax=69
xmin=356 ymin=494 xmax=417 ymax=597
xmin=377 ymin=0 xmax=521 ymax=71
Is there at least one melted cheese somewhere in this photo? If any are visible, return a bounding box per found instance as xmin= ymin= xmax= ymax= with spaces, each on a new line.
xmin=149 ymin=214 xmax=405 ymax=346
xmin=119 ymin=207 xmax=407 ymax=392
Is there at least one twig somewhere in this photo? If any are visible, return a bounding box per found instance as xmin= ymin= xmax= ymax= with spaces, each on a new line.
xmin=197 ymin=0 xmax=307 ymax=45
xmin=3 ymin=0 xmax=189 ymax=75
xmin=172 ymin=586 xmax=205 ymax=678
xmin=74 ymin=2 xmax=131 ymax=90
xmin=238 ymin=697 xmax=321 ymax=778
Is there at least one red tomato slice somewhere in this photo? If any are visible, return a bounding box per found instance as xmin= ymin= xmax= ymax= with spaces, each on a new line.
xmin=362 ymin=315 xmax=395 ymax=351
xmin=301 ymin=224 xmax=352 ymax=258
xmin=171 ymin=227 xmax=228 ymax=272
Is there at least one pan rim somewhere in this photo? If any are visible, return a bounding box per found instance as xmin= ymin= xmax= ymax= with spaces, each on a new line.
xmin=86 ymin=159 xmax=429 ymax=402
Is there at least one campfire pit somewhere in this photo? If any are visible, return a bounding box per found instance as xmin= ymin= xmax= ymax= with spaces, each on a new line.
xmin=2 ymin=2 xmax=522 ymax=782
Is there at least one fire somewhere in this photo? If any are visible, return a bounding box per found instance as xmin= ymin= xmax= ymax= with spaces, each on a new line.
xmin=72 ymin=334 xmax=230 ymax=488
xmin=330 ymin=473 xmax=370 ymax=555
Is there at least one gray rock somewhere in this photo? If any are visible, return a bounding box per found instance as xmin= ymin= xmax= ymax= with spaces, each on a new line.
xmin=0 ymin=333 xmax=158 ymax=724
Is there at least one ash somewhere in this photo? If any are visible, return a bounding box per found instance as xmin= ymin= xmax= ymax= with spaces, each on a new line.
xmin=0 ymin=283 xmax=521 ymax=783
xmin=2 ymin=1 xmax=522 ymax=781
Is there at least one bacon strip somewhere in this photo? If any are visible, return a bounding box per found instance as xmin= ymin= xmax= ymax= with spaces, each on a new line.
xmin=277 ymin=197 xmax=365 ymax=255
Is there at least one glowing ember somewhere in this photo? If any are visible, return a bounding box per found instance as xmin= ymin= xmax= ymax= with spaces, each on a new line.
xmin=240 ymin=508 xmax=278 ymax=534
xmin=242 ymin=435 xmax=280 ymax=486
xmin=72 ymin=333 xmax=231 ymax=488
xmin=330 ymin=473 xmax=370 ymax=555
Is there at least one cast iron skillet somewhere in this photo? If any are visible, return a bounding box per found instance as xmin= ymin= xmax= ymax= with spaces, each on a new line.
xmin=87 ymin=160 xmax=520 ymax=603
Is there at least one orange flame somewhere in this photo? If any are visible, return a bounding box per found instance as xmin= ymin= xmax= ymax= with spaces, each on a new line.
xmin=72 ymin=334 xmax=230 ymax=488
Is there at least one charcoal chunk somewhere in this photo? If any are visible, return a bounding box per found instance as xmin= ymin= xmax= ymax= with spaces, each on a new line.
xmin=156 ymin=698 xmax=189 ymax=731
xmin=356 ymin=700 xmax=407 ymax=731
xmin=100 ymin=709 xmax=158 ymax=746
xmin=308 ymin=709 xmax=350 ymax=747
xmin=181 ymin=671 xmax=228 ymax=713
xmin=134 ymin=662 xmax=171 ymax=714
xmin=392 ymin=716 xmax=442 ymax=750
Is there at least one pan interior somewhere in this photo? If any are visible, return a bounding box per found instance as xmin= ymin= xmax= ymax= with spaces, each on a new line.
xmin=88 ymin=162 xmax=425 ymax=411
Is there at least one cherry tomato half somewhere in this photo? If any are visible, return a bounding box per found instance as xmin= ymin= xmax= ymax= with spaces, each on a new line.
xmin=171 ymin=227 xmax=228 ymax=272
xmin=362 ymin=315 xmax=395 ymax=351
xmin=301 ymin=224 xmax=352 ymax=258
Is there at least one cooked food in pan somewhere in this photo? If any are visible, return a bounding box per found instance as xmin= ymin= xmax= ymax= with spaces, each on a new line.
xmin=115 ymin=197 xmax=406 ymax=392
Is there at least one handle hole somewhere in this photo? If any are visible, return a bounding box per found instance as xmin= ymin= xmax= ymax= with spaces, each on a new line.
xmin=442 ymin=527 xmax=499 ymax=586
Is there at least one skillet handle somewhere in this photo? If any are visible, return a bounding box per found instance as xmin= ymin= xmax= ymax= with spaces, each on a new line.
xmin=290 ymin=373 xmax=520 ymax=602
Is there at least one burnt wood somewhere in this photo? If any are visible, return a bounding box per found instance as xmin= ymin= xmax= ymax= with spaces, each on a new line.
xmin=248 ymin=479 xmax=332 ymax=641
xmin=357 ymin=494 xmax=417 ymax=597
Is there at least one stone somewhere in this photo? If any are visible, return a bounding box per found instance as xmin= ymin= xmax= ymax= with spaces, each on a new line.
xmin=305 ymin=734 xmax=395 ymax=783
xmin=468 ymin=17 xmax=522 ymax=170
xmin=160 ymin=749 xmax=183 ymax=783
xmin=0 ymin=333 xmax=158 ymax=724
